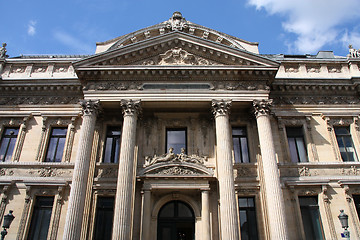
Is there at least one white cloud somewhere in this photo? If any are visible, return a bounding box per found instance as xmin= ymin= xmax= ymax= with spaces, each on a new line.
xmin=53 ymin=30 xmax=94 ymax=53
xmin=27 ymin=20 xmax=36 ymax=36
xmin=247 ymin=0 xmax=360 ymax=53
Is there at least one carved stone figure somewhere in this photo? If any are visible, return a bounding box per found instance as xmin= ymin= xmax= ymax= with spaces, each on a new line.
xmin=144 ymin=147 xmax=207 ymax=167
xmin=349 ymin=45 xmax=360 ymax=58
xmin=0 ymin=43 xmax=8 ymax=59
xmin=144 ymin=147 xmax=176 ymax=166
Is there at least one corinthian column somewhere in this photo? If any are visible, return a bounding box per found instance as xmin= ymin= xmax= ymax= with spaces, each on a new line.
xmin=253 ymin=99 xmax=288 ymax=240
xmin=211 ymin=100 xmax=240 ymax=240
xmin=112 ymin=100 xmax=141 ymax=240
xmin=63 ymin=100 xmax=100 ymax=240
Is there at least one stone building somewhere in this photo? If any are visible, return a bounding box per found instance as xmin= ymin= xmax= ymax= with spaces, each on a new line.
xmin=0 ymin=12 xmax=360 ymax=240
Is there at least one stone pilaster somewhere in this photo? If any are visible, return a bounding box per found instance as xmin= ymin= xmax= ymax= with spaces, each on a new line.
xmin=201 ymin=189 xmax=211 ymax=240
xmin=211 ymin=99 xmax=240 ymax=240
xmin=253 ymin=99 xmax=288 ymax=240
xmin=112 ymin=100 xmax=141 ymax=240
xmin=62 ymin=100 xmax=99 ymax=240
xmin=140 ymin=189 xmax=151 ymax=240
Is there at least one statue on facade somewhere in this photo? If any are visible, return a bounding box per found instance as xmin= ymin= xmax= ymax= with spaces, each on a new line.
xmin=144 ymin=147 xmax=207 ymax=167
xmin=0 ymin=43 xmax=8 ymax=59
xmin=349 ymin=45 xmax=360 ymax=58
xmin=144 ymin=147 xmax=176 ymax=166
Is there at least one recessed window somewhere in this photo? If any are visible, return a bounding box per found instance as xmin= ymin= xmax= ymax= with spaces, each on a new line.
xmin=353 ymin=195 xmax=360 ymax=221
xmin=238 ymin=197 xmax=258 ymax=240
xmin=232 ymin=127 xmax=250 ymax=163
xmin=286 ymin=127 xmax=308 ymax=163
xmin=93 ymin=197 xmax=114 ymax=240
xmin=334 ymin=127 xmax=358 ymax=162
xmin=27 ymin=196 xmax=54 ymax=240
xmin=45 ymin=127 xmax=67 ymax=162
xmin=103 ymin=127 xmax=121 ymax=163
xmin=299 ymin=196 xmax=324 ymax=240
xmin=166 ymin=128 xmax=186 ymax=154
xmin=0 ymin=127 xmax=19 ymax=162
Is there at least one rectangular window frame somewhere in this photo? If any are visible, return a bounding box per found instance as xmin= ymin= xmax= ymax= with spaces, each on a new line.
xmin=334 ymin=126 xmax=359 ymax=162
xmin=0 ymin=127 xmax=19 ymax=162
xmin=238 ymin=196 xmax=259 ymax=240
xmin=27 ymin=196 xmax=55 ymax=240
xmin=44 ymin=127 xmax=68 ymax=163
xmin=286 ymin=126 xmax=308 ymax=163
xmin=232 ymin=127 xmax=250 ymax=163
xmin=165 ymin=128 xmax=187 ymax=154
xmin=298 ymin=196 xmax=325 ymax=240
xmin=92 ymin=196 xmax=115 ymax=240
xmin=102 ymin=126 xmax=122 ymax=163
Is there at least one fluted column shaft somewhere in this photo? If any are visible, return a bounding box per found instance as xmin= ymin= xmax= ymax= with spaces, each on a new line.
xmin=63 ymin=100 xmax=99 ymax=240
xmin=141 ymin=189 xmax=151 ymax=240
xmin=212 ymin=100 xmax=240 ymax=240
xmin=201 ymin=189 xmax=211 ymax=240
xmin=112 ymin=100 xmax=141 ymax=240
xmin=254 ymin=100 xmax=288 ymax=240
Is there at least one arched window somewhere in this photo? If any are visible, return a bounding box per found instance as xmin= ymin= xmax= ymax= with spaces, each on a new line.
xmin=158 ymin=201 xmax=195 ymax=240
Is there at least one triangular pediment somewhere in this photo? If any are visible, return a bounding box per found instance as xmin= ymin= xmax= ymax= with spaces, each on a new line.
xmin=74 ymin=32 xmax=279 ymax=70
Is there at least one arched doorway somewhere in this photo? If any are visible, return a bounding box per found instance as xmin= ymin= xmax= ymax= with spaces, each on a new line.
xmin=157 ymin=200 xmax=195 ymax=240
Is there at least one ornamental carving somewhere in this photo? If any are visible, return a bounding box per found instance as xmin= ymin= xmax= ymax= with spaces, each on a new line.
xmin=164 ymin=12 xmax=189 ymax=31
xmin=142 ymin=48 xmax=217 ymax=66
xmin=298 ymin=167 xmax=311 ymax=176
xmin=0 ymin=96 xmax=80 ymax=105
xmin=97 ymin=167 xmax=118 ymax=178
xmin=157 ymin=166 xmax=199 ymax=175
xmin=342 ymin=166 xmax=359 ymax=175
xmin=307 ymin=66 xmax=320 ymax=73
xmin=144 ymin=148 xmax=207 ymax=167
xmin=211 ymin=99 xmax=231 ymax=116
xmin=80 ymin=99 xmax=100 ymax=116
xmin=273 ymin=96 xmax=360 ymax=105
xmin=0 ymin=168 xmax=14 ymax=176
xmin=29 ymin=167 xmax=65 ymax=177
xmin=285 ymin=66 xmax=299 ymax=73
xmin=253 ymin=99 xmax=272 ymax=117
xmin=298 ymin=189 xmax=318 ymax=196
xmin=121 ymin=99 xmax=141 ymax=116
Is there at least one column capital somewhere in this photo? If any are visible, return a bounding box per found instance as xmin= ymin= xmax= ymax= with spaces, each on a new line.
xmin=80 ymin=99 xmax=100 ymax=116
xmin=253 ymin=99 xmax=272 ymax=118
xmin=121 ymin=99 xmax=141 ymax=116
xmin=211 ymin=99 xmax=232 ymax=117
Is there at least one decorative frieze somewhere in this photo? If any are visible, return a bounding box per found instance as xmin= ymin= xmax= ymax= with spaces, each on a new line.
xmin=273 ymin=95 xmax=360 ymax=105
xmin=165 ymin=12 xmax=188 ymax=31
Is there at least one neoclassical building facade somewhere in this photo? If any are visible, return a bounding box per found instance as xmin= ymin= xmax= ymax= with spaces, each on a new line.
xmin=0 ymin=12 xmax=360 ymax=240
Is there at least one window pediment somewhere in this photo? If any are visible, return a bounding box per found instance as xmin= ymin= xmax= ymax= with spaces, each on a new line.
xmin=139 ymin=162 xmax=213 ymax=177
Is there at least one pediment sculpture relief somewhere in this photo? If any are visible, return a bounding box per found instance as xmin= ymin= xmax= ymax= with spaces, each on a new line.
xmin=141 ymin=48 xmax=219 ymax=66
xmin=144 ymin=147 xmax=207 ymax=167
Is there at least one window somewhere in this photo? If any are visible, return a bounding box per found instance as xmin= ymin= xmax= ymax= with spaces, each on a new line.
xmin=232 ymin=127 xmax=250 ymax=163
xmin=45 ymin=128 xmax=67 ymax=162
xmin=93 ymin=197 xmax=114 ymax=240
xmin=299 ymin=196 xmax=324 ymax=240
xmin=0 ymin=127 xmax=19 ymax=162
xmin=27 ymin=196 xmax=54 ymax=240
xmin=238 ymin=197 xmax=258 ymax=240
xmin=286 ymin=127 xmax=308 ymax=163
xmin=103 ymin=127 xmax=121 ymax=163
xmin=334 ymin=127 xmax=358 ymax=162
xmin=353 ymin=195 xmax=360 ymax=221
xmin=166 ymin=128 xmax=186 ymax=154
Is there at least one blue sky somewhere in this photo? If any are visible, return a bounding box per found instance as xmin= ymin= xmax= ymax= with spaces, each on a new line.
xmin=1 ymin=0 xmax=360 ymax=57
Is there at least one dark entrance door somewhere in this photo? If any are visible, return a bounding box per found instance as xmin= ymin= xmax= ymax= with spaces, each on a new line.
xmin=157 ymin=200 xmax=195 ymax=240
